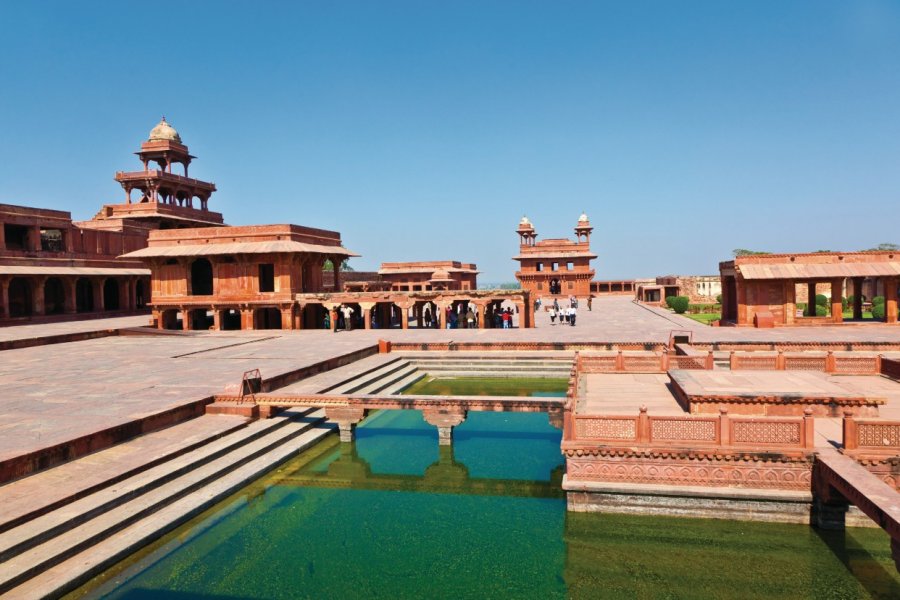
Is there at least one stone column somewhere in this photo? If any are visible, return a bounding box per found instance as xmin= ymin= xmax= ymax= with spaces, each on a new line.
xmin=332 ymin=255 xmax=342 ymax=292
xmin=0 ymin=223 xmax=5 ymax=250
xmin=93 ymin=279 xmax=105 ymax=313
xmin=64 ymin=278 xmax=77 ymax=314
xmin=783 ymin=280 xmax=795 ymax=325
xmin=31 ymin=277 xmax=46 ymax=316
xmin=886 ymin=277 xmax=899 ymax=324
xmin=736 ymin=280 xmax=747 ymax=325
xmin=396 ymin=303 xmax=410 ymax=329
xmin=325 ymin=406 xmax=367 ymax=443
xmin=831 ymin=278 xmax=844 ymax=324
xmin=181 ymin=307 xmax=191 ymax=330
xmin=515 ymin=302 xmax=526 ymax=328
xmin=436 ymin=302 xmax=448 ymax=330
xmin=0 ymin=277 xmax=8 ymax=318
xmin=853 ymin=277 xmax=864 ymax=320
xmin=359 ymin=302 xmax=375 ymax=329
xmin=294 ymin=304 xmax=305 ymax=330
xmin=212 ymin=308 xmax=222 ymax=331
xmin=280 ymin=305 xmax=293 ymax=330
xmin=241 ymin=307 xmax=255 ymax=330
xmin=422 ymin=409 xmax=467 ymax=446
xmin=29 ymin=226 xmax=41 ymax=252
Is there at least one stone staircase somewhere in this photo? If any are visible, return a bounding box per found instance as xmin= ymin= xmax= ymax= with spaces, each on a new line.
xmin=0 ymin=408 xmax=333 ymax=599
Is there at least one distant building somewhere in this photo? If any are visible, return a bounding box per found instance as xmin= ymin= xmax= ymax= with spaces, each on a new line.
xmin=719 ymin=251 xmax=899 ymax=326
xmin=513 ymin=214 xmax=596 ymax=298
xmin=636 ymin=275 xmax=721 ymax=305
xmin=378 ymin=261 xmax=478 ymax=292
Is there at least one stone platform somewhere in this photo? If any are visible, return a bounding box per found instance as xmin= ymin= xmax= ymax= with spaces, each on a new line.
xmin=669 ymin=370 xmax=887 ymax=417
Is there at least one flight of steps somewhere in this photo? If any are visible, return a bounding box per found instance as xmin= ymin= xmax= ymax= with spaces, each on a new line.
xmin=0 ymin=408 xmax=334 ymax=599
xmin=319 ymin=356 xmax=423 ymax=395
xmin=399 ymin=353 xmax=573 ymax=379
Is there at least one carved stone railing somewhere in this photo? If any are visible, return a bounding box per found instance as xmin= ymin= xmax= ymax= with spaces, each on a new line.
xmin=843 ymin=415 xmax=900 ymax=453
xmin=729 ymin=351 xmax=881 ymax=375
xmin=577 ymin=350 xmax=713 ymax=374
xmin=564 ymin=406 xmax=814 ymax=450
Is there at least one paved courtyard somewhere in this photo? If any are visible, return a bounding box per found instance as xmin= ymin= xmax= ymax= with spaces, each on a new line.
xmin=1 ymin=296 xmax=899 ymax=470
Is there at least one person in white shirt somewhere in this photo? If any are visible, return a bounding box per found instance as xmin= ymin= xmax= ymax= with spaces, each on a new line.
xmin=340 ymin=305 xmax=355 ymax=331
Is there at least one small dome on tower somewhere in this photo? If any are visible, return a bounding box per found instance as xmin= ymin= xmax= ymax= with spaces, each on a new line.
xmin=578 ymin=212 xmax=589 ymax=223
xmin=519 ymin=215 xmax=532 ymax=226
xmin=148 ymin=117 xmax=181 ymax=143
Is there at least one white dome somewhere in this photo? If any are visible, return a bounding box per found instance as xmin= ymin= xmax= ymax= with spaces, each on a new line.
xmin=578 ymin=212 xmax=589 ymax=223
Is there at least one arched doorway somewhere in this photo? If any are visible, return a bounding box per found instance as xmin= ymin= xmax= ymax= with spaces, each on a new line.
xmin=8 ymin=277 xmax=32 ymax=317
xmin=44 ymin=278 xmax=65 ymax=314
xmin=190 ymin=259 xmax=214 ymax=295
xmin=76 ymin=278 xmax=94 ymax=313
xmin=103 ymin=279 xmax=120 ymax=311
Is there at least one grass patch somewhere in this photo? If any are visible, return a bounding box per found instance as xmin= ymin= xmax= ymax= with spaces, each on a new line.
xmin=842 ymin=310 xmax=874 ymax=319
xmin=683 ymin=313 xmax=720 ymax=324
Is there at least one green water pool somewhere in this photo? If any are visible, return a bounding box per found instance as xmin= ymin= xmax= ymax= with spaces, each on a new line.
xmin=400 ymin=376 xmax=568 ymax=397
xmin=71 ymin=410 xmax=899 ymax=599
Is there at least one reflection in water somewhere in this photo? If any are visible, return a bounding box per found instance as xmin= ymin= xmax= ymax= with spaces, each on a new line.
xmin=72 ymin=410 xmax=899 ymax=600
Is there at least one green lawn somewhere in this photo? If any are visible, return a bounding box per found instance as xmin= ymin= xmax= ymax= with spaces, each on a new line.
xmin=842 ymin=310 xmax=874 ymax=319
xmin=682 ymin=313 xmax=720 ymax=324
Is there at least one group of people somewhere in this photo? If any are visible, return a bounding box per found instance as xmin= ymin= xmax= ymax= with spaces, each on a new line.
xmin=327 ymin=303 xmax=517 ymax=331
xmin=548 ymin=297 xmax=578 ymax=326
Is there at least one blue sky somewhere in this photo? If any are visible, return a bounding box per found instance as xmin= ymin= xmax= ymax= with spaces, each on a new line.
xmin=1 ymin=1 xmax=899 ymax=281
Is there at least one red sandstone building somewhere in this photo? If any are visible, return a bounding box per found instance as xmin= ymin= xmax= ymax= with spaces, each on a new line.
xmin=514 ymin=214 xmax=596 ymax=298
xmin=122 ymin=224 xmax=357 ymax=330
xmin=0 ymin=118 xmax=223 ymax=325
xmin=378 ymin=261 xmax=478 ymax=291
xmin=720 ymin=251 xmax=900 ymax=327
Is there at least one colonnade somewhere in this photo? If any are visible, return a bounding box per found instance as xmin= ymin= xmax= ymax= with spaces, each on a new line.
xmin=0 ymin=275 xmax=149 ymax=322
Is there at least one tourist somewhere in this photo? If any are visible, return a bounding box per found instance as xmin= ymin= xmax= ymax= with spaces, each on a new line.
xmin=549 ymin=307 xmax=557 ymax=325
xmin=587 ymin=296 xmax=592 ymax=311
xmin=340 ymin=304 xmax=354 ymax=331
xmin=466 ymin=307 xmax=476 ymax=329
xmin=445 ymin=306 xmax=453 ymax=329
xmin=449 ymin=311 xmax=458 ymax=329
xmin=570 ymin=304 xmax=577 ymax=326
xmin=424 ymin=306 xmax=432 ymax=328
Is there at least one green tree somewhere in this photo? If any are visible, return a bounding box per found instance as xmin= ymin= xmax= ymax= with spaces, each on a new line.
xmin=864 ymin=243 xmax=900 ymax=251
xmin=323 ymin=259 xmax=354 ymax=272
xmin=732 ymin=249 xmax=770 ymax=257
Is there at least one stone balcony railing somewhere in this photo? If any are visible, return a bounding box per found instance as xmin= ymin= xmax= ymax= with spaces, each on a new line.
xmin=563 ymin=406 xmax=815 ymax=452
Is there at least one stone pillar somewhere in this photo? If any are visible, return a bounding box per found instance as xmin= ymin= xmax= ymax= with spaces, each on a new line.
xmin=212 ymin=308 xmax=222 ymax=331
xmin=436 ymin=302 xmax=448 ymax=330
xmin=831 ymin=278 xmax=844 ymax=324
xmin=32 ymin=277 xmax=45 ymax=316
xmin=396 ymin=303 xmax=410 ymax=329
xmin=64 ymin=278 xmax=77 ymax=314
xmin=515 ymin=302 xmax=526 ymax=328
xmin=0 ymin=278 xmax=8 ymax=318
xmin=886 ymin=277 xmax=899 ymax=324
xmin=0 ymin=223 xmax=5 ymax=250
xmin=294 ymin=304 xmax=305 ymax=330
xmin=325 ymin=406 xmax=367 ymax=443
xmin=475 ymin=302 xmax=485 ymax=329
xmin=93 ymin=279 xmax=104 ymax=313
xmin=181 ymin=307 xmax=191 ymax=331
xmin=853 ymin=277 xmax=864 ymax=320
xmin=241 ymin=308 xmax=254 ymax=330
xmin=422 ymin=409 xmax=467 ymax=446
xmin=280 ymin=305 xmax=293 ymax=330
xmin=783 ymin=280 xmax=795 ymax=325
xmin=416 ymin=303 xmax=423 ymax=328
xmin=29 ymin=226 xmax=41 ymax=252
xmin=359 ymin=302 xmax=375 ymax=329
